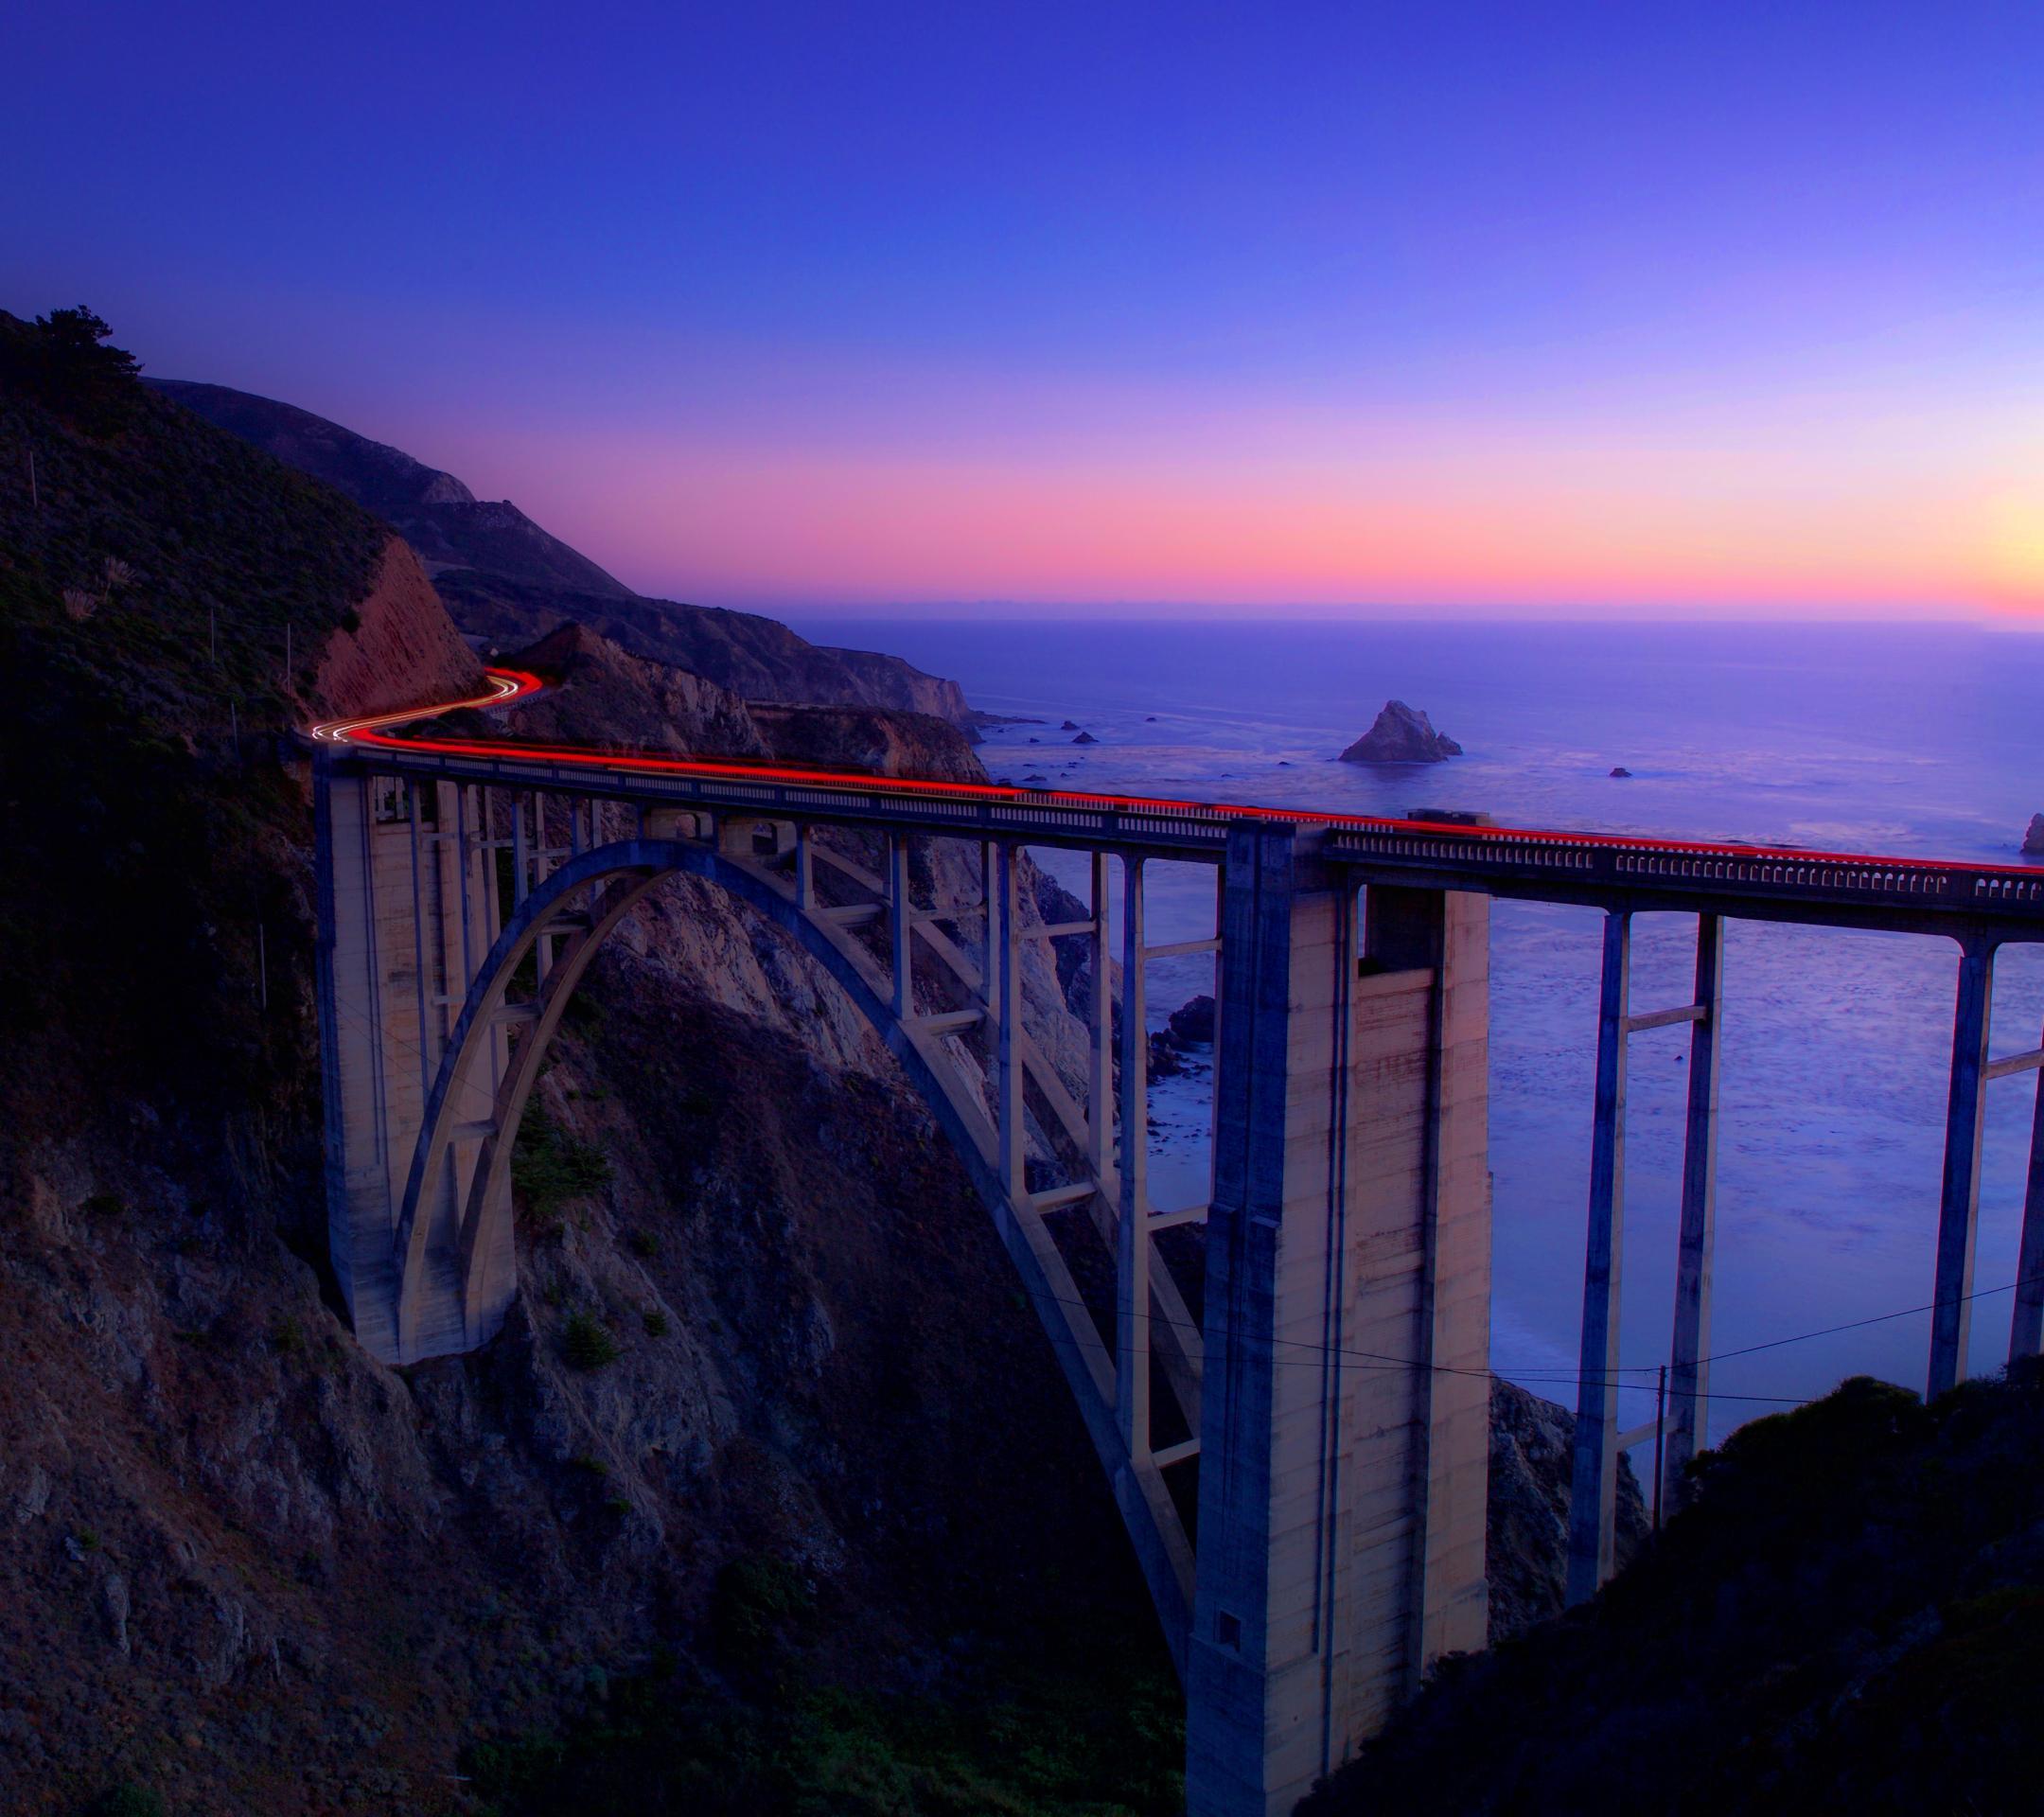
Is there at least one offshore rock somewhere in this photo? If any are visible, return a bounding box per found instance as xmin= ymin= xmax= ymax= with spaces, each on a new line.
xmin=2024 ymin=813 xmax=2044 ymax=856
xmin=1167 ymin=994 xmax=1215 ymax=1047
xmin=1339 ymin=699 xmax=1462 ymax=764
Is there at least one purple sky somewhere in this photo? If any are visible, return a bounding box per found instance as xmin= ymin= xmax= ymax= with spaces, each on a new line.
xmin=9 ymin=1 xmax=2042 ymax=617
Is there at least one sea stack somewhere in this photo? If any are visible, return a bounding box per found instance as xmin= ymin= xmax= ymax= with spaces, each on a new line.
xmin=2024 ymin=813 xmax=2044 ymax=856
xmin=1339 ymin=699 xmax=1462 ymax=764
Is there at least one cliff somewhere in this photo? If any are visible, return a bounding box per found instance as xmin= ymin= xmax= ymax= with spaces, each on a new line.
xmin=310 ymin=535 xmax=484 ymax=718
xmin=437 ymin=570 xmax=977 ymax=728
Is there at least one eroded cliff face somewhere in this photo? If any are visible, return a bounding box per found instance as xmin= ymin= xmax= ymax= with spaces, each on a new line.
xmin=310 ymin=534 xmax=484 ymax=719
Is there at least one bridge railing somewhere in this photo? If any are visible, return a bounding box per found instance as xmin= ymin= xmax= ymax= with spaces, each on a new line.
xmin=327 ymin=739 xmax=2044 ymax=931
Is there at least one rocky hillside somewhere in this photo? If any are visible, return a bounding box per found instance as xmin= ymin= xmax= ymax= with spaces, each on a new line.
xmin=150 ymin=379 xmax=977 ymax=731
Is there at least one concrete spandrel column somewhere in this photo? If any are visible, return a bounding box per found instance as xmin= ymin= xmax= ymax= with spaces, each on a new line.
xmin=1930 ymin=937 xmax=1995 ymax=1399
xmin=1567 ymin=910 xmax=1631 ymax=1607
xmin=1665 ymin=912 xmax=1723 ymax=1502
xmin=1186 ymin=833 xmax=1491 ymax=1817
xmin=2010 ymin=1036 xmax=2044 ymax=1364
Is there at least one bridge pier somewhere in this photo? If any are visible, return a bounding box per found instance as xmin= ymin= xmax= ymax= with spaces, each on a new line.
xmin=1187 ymin=826 xmax=1489 ymax=1817
xmin=316 ymin=764 xmax=498 ymax=1359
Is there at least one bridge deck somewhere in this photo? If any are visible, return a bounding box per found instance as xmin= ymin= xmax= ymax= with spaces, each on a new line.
xmin=310 ymin=668 xmax=2044 ymax=938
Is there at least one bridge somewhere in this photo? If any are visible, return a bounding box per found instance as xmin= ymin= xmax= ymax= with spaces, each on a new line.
xmin=309 ymin=669 xmax=2044 ymax=1817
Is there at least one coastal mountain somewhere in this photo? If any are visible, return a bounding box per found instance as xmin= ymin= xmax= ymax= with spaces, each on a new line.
xmin=146 ymin=379 xmax=635 ymax=599
xmin=148 ymin=378 xmax=977 ymax=731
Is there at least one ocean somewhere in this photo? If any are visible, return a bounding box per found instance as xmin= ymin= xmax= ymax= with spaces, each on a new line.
xmin=791 ymin=617 xmax=2044 ymax=1441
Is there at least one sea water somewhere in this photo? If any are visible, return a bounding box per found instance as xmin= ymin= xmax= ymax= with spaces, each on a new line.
xmin=792 ymin=617 xmax=2044 ymax=1439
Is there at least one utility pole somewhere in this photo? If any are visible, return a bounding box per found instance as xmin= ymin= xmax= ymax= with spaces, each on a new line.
xmin=230 ymin=699 xmax=239 ymax=758
xmin=26 ymin=449 xmax=37 ymax=511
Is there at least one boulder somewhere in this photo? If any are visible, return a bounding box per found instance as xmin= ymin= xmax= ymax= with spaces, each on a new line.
xmin=1338 ymin=700 xmax=1462 ymax=764
xmin=1610 ymin=767 xmax=1632 ymax=779
xmin=1071 ymin=731 xmax=1099 ymax=746
xmin=2025 ymin=814 xmax=2044 ymax=856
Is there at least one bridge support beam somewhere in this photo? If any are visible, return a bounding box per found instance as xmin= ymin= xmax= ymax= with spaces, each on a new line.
xmin=1186 ymin=827 xmax=1490 ymax=1817
xmin=2010 ymin=1020 xmax=2044 ymax=1364
xmin=1929 ymin=937 xmax=1995 ymax=1399
xmin=1567 ymin=910 xmax=1631 ymax=1606
xmin=1664 ymin=913 xmax=1723 ymax=1508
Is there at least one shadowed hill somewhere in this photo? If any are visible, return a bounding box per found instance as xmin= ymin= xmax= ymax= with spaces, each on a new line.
xmin=146 ymin=379 xmax=636 ymax=599
xmin=1300 ymin=1370 xmax=2044 ymax=1817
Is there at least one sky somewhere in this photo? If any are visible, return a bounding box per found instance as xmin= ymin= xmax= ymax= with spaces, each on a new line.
xmin=6 ymin=1 xmax=2042 ymax=618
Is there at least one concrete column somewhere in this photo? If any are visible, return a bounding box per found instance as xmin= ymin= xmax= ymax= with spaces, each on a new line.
xmin=1088 ymin=851 xmax=1114 ymax=1184
xmin=1929 ymin=937 xmax=1995 ymax=1399
xmin=511 ymin=792 xmax=530 ymax=907
xmin=981 ymin=840 xmax=1000 ymax=1031
xmin=890 ymin=833 xmax=913 ymax=1019
xmin=996 ymin=842 xmax=1024 ymax=1199
xmin=794 ymin=824 xmax=815 ymax=911
xmin=1567 ymin=909 xmax=1631 ymax=1606
xmin=317 ymin=763 xmax=443 ymax=1361
xmin=1119 ymin=856 xmax=1152 ymax=1458
xmin=1665 ymin=912 xmax=1723 ymax=1502
xmin=1186 ymin=829 xmax=1489 ymax=1817
xmin=2010 ymin=1037 xmax=2044 ymax=1364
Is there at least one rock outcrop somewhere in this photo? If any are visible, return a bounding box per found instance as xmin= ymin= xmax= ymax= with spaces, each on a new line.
xmin=1488 ymin=1377 xmax=1648 ymax=1641
xmin=310 ymin=534 xmax=485 ymax=718
xmin=1339 ymin=700 xmax=1462 ymax=764
xmin=2024 ymin=813 xmax=2044 ymax=856
xmin=504 ymin=620 xmax=766 ymax=758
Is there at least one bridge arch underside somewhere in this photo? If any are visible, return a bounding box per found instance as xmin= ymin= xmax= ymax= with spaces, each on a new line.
xmin=380 ymin=831 xmax=1204 ymax=1663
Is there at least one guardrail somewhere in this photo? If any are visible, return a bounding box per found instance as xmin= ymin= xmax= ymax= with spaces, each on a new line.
xmin=326 ymin=739 xmax=2044 ymax=933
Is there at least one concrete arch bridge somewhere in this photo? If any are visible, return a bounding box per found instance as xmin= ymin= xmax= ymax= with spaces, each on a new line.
xmin=311 ymin=672 xmax=2044 ymax=1817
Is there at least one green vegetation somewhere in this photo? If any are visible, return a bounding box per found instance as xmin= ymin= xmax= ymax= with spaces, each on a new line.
xmin=85 ymin=1783 xmax=165 ymax=1817
xmin=561 ymin=1312 xmax=621 ymax=1371
xmin=462 ymin=1556 xmax=1183 ymax=1816
xmin=641 ymin=1308 xmax=670 ymax=1337
xmin=513 ymin=1107 xmax=615 ymax=1220
xmin=1301 ymin=1367 xmax=2044 ymax=1816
